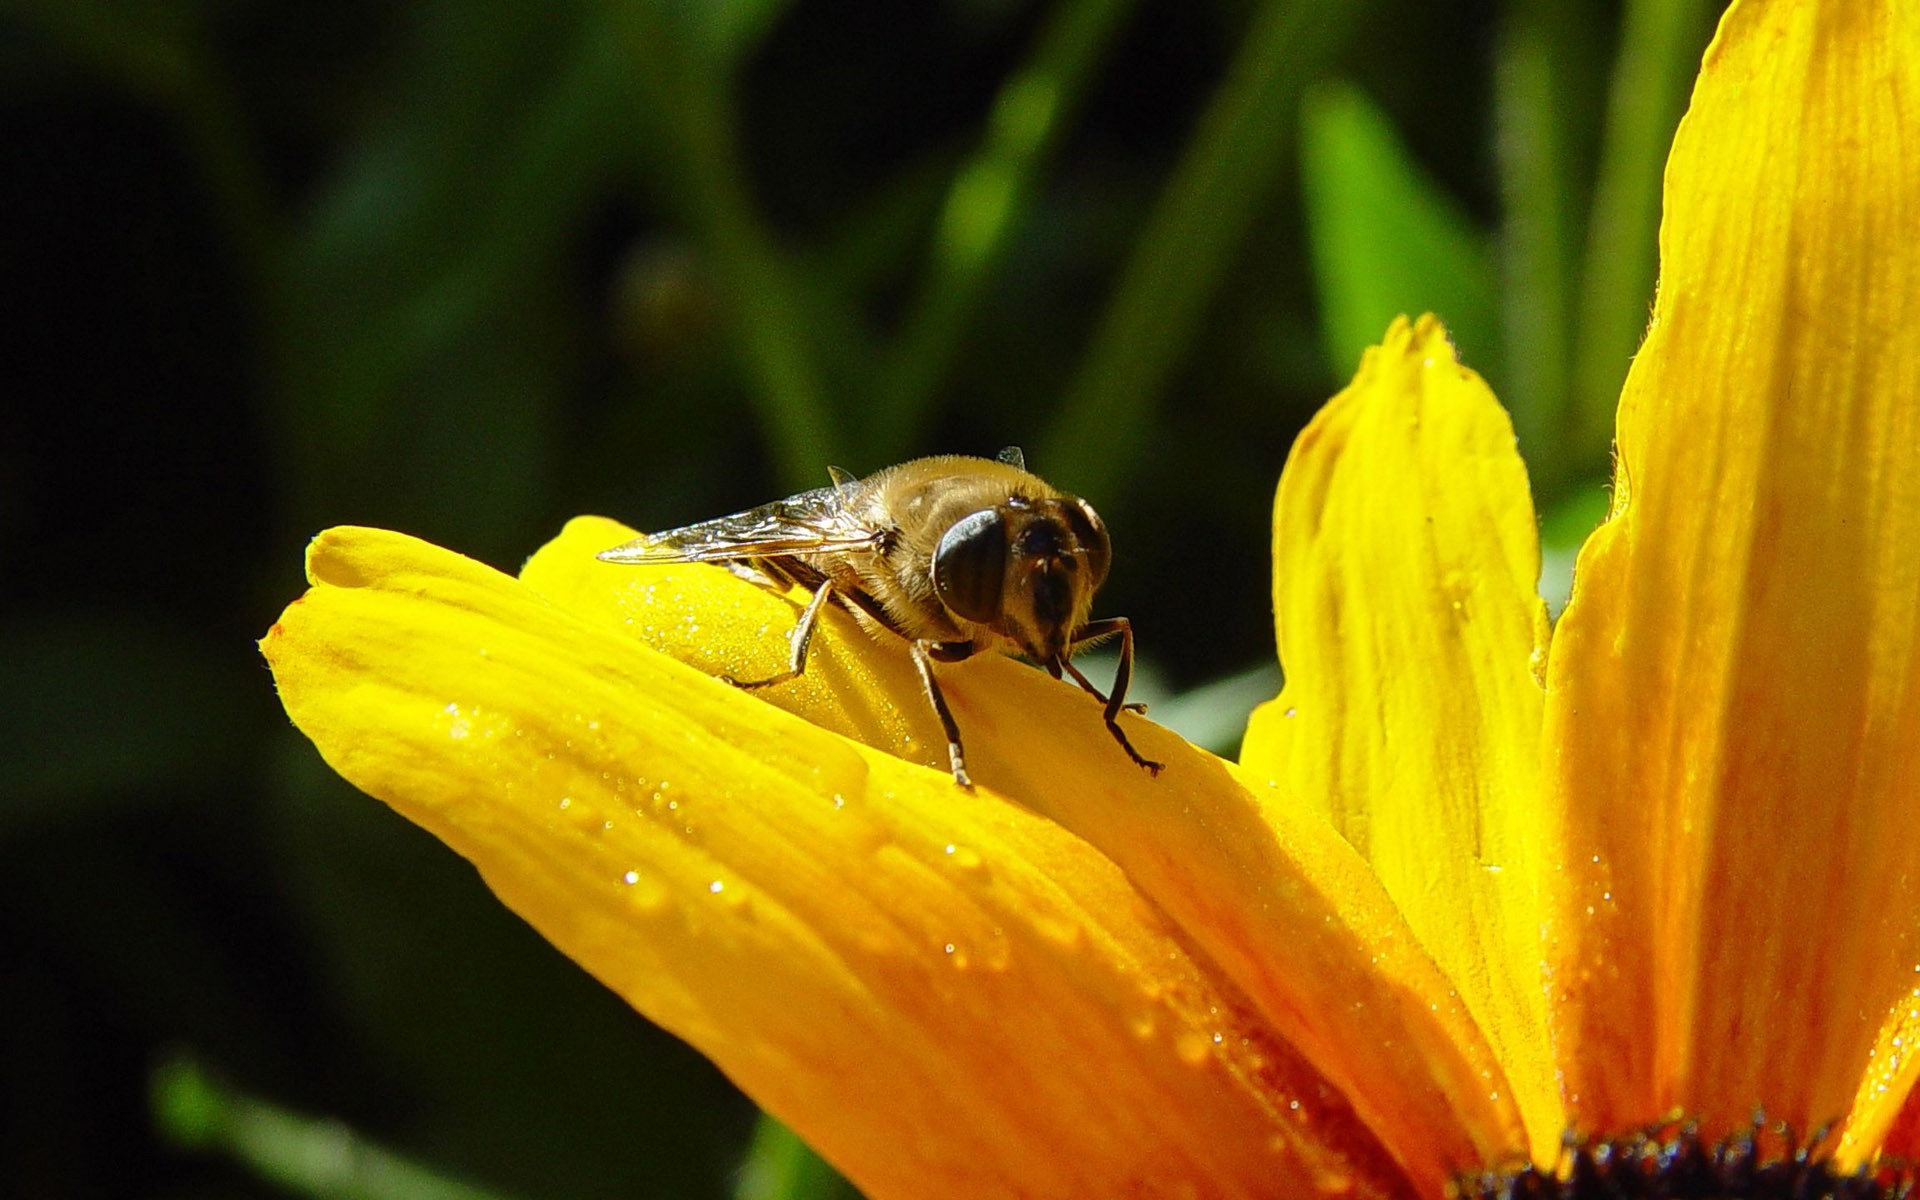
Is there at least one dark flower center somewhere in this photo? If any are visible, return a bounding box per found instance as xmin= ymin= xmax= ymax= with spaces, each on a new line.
xmin=1458 ymin=1120 xmax=1913 ymax=1200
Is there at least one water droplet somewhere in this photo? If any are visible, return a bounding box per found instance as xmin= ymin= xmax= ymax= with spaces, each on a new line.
xmin=1283 ymin=706 xmax=1297 ymax=718
xmin=443 ymin=702 xmax=471 ymax=740
xmin=708 ymin=880 xmax=725 ymax=894
xmin=622 ymin=870 xmax=639 ymax=885
xmin=943 ymin=844 xmax=984 ymax=872
xmin=831 ymin=793 xmax=846 ymax=810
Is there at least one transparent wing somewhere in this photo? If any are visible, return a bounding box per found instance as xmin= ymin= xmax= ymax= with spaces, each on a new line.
xmin=597 ymin=482 xmax=880 ymax=564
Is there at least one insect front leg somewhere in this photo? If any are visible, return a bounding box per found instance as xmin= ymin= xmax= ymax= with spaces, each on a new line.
xmin=1066 ymin=617 xmax=1162 ymax=776
xmin=1053 ymin=655 xmax=1148 ymax=715
xmin=911 ymin=639 xmax=978 ymax=788
xmin=720 ymin=581 xmax=835 ymax=689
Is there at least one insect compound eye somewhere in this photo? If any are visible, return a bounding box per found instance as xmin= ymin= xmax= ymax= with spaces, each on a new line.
xmin=932 ymin=508 xmax=1009 ymax=626
xmin=1069 ymin=498 xmax=1112 ymax=588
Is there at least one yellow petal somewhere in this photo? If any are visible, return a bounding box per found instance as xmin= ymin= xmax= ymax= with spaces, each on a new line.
xmin=1542 ymin=0 xmax=1920 ymax=1140
xmin=522 ymin=516 xmax=953 ymax=772
xmin=527 ymin=516 xmax=1531 ymax=1191
xmin=1241 ymin=315 xmax=1559 ymax=1160
xmin=265 ymin=527 xmax=1415 ymax=1200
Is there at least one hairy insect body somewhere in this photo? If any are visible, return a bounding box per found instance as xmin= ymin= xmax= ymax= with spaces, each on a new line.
xmin=599 ymin=449 xmax=1159 ymax=787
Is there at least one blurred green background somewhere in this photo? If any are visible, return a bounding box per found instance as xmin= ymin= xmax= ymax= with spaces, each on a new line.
xmin=2 ymin=0 xmax=1718 ymax=1195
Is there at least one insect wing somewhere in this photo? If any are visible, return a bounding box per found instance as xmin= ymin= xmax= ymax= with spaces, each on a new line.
xmin=597 ymin=482 xmax=879 ymax=564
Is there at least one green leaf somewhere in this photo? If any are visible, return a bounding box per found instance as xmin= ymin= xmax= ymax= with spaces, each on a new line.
xmin=279 ymin=3 xmax=645 ymax=557
xmin=1493 ymin=0 xmax=1590 ymax=494
xmin=1571 ymin=0 xmax=1717 ymax=462
xmin=1038 ymin=0 xmax=1370 ymax=501
xmin=1300 ymin=81 xmax=1499 ymax=386
xmin=733 ymin=1114 xmax=861 ymax=1200
xmin=672 ymin=0 xmax=801 ymax=71
xmin=604 ymin=0 xmax=850 ymax=491
xmin=870 ymin=0 xmax=1142 ymax=459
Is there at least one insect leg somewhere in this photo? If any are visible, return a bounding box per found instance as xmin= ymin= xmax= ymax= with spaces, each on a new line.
xmin=721 ymin=581 xmax=835 ymax=689
xmin=1066 ymin=618 xmax=1162 ymax=776
xmin=910 ymin=640 xmax=973 ymax=789
xmin=717 ymin=555 xmax=808 ymax=591
xmin=722 ymin=560 xmax=778 ymax=588
xmin=1054 ymin=655 xmax=1147 ymax=714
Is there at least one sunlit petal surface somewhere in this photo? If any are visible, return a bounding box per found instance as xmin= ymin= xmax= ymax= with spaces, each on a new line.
xmin=1242 ymin=315 xmax=1559 ymax=1159
xmin=266 ymin=528 xmax=1415 ymax=1200
xmin=1542 ymin=0 xmax=1920 ymax=1141
xmin=523 ymin=516 xmax=953 ymax=772
xmin=526 ymin=518 xmax=1528 ymax=1193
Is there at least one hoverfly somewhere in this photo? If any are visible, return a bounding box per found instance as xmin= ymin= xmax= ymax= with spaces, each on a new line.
xmin=598 ymin=447 xmax=1161 ymax=788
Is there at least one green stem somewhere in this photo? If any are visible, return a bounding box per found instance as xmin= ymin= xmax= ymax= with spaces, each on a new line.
xmin=152 ymin=1057 xmax=520 ymax=1200
xmin=612 ymin=1 xmax=847 ymax=491
xmin=1493 ymin=0 xmax=1584 ymax=494
xmin=1571 ymin=0 xmax=1715 ymax=466
xmin=870 ymin=0 xmax=1141 ymax=461
xmin=1035 ymin=0 xmax=1366 ymax=500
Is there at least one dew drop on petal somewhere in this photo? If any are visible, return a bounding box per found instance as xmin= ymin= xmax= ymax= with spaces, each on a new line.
xmin=942 ymin=843 xmax=984 ymax=872
xmin=442 ymin=702 xmax=471 ymax=740
xmin=1173 ymin=1031 xmax=1212 ymax=1067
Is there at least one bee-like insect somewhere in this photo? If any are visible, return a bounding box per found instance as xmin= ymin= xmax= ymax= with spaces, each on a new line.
xmin=598 ymin=447 xmax=1162 ymax=788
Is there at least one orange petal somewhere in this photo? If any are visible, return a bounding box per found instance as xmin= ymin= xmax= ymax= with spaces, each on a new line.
xmin=265 ymin=527 xmax=1414 ymax=1200
xmin=1541 ymin=0 xmax=1920 ymax=1140
xmin=526 ymin=518 xmax=1527 ymax=1189
xmin=1241 ymin=315 xmax=1560 ymax=1160
xmin=1838 ymin=984 xmax=1920 ymax=1167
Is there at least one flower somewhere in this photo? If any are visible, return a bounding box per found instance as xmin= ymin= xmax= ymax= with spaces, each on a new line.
xmin=262 ymin=2 xmax=1920 ymax=1197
